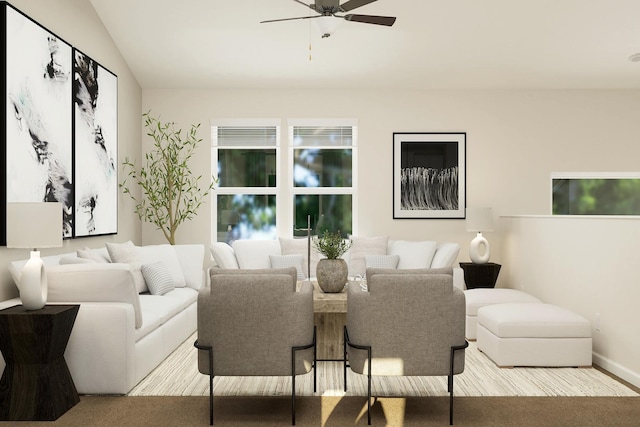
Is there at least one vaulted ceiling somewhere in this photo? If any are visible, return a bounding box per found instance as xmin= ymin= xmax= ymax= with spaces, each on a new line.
xmin=89 ymin=0 xmax=640 ymax=90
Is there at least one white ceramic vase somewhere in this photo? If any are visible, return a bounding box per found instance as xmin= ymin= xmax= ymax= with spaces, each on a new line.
xmin=18 ymin=251 xmax=48 ymax=310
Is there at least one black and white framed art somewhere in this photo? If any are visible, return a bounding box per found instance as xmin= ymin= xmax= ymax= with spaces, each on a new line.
xmin=73 ymin=49 xmax=118 ymax=237
xmin=393 ymin=132 xmax=466 ymax=219
xmin=2 ymin=2 xmax=73 ymax=243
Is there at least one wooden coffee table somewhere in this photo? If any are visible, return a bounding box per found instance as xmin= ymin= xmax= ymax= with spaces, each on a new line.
xmin=312 ymin=281 xmax=347 ymax=360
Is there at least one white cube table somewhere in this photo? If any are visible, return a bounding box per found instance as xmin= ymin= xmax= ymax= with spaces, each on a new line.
xmin=464 ymin=288 xmax=542 ymax=340
xmin=476 ymin=303 xmax=592 ymax=368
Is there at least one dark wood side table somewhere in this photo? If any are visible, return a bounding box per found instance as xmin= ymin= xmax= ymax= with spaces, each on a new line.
xmin=0 ymin=304 xmax=80 ymax=421
xmin=459 ymin=262 xmax=501 ymax=289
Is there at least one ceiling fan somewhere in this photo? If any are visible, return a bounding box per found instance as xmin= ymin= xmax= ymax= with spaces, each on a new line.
xmin=261 ymin=0 xmax=396 ymax=37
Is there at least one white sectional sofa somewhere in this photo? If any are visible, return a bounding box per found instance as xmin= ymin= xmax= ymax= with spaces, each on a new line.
xmin=211 ymin=236 xmax=465 ymax=289
xmin=0 ymin=242 xmax=205 ymax=395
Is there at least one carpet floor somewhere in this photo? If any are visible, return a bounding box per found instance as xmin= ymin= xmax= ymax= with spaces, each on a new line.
xmin=129 ymin=334 xmax=638 ymax=398
xmin=4 ymin=395 xmax=640 ymax=426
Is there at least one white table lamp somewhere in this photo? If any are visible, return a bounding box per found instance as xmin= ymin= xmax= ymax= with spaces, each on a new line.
xmin=6 ymin=202 xmax=63 ymax=310
xmin=466 ymin=207 xmax=493 ymax=264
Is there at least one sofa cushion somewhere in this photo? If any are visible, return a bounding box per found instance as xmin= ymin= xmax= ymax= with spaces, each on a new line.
xmin=231 ymin=239 xmax=281 ymax=269
xmin=141 ymin=262 xmax=176 ymax=295
xmin=279 ymin=237 xmax=321 ymax=278
xmin=269 ymin=254 xmax=305 ymax=280
xmin=388 ymin=240 xmax=437 ymax=269
xmin=135 ymin=287 xmax=198 ymax=342
xmin=59 ymin=256 xmax=97 ymax=265
xmin=173 ymin=244 xmax=205 ymax=289
xmin=78 ymin=247 xmax=110 ymax=263
xmin=210 ymin=242 xmax=239 ymax=269
xmin=365 ymin=254 xmax=399 ymax=269
xmin=431 ymin=242 xmax=461 ymax=268
xmin=348 ymin=236 xmax=389 ymax=277
xmin=138 ymin=245 xmax=187 ymax=288
xmin=106 ymin=242 xmax=148 ymax=293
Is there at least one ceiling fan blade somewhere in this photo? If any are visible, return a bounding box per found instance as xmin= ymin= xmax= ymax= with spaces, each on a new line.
xmin=344 ymin=14 xmax=396 ymax=26
xmin=339 ymin=0 xmax=377 ymax=12
xmin=292 ymin=0 xmax=314 ymax=10
xmin=261 ymin=15 xmax=321 ymax=24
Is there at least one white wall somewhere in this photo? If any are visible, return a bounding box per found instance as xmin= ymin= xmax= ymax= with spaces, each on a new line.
xmin=0 ymin=0 xmax=142 ymax=300
xmin=501 ymin=215 xmax=640 ymax=387
xmin=142 ymin=88 xmax=640 ymax=260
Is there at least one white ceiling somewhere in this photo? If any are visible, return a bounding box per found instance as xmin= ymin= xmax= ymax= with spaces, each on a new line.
xmin=89 ymin=0 xmax=640 ymax=90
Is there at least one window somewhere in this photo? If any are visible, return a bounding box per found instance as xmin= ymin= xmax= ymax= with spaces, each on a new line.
xmin=211 ymin=120 xmax=280 ymax=242
xmin=289 ymin=119 xmax=357 ymax=238
xmin=552 ymin=173 xmax=640 ymax=216
xmin=211 ymin=118 xmax=357 ymax=243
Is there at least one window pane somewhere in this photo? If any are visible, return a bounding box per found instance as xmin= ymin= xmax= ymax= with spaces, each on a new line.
xmin=293 ymin=126 xmax=352 ymax=147
xmin=552 ymin=178 xmax=640 ymax=215
xmin=218 ymin=149 xmax=276 ymax=187
xmin=217 ymin=194 xmax=276 ymax=242
xmin=294 ymin=194 xmax=352 ymax=237
xmin=217 ymin=126 xmax=277 ymax=147
xmin=293 ymin=149 xmax=352 ymax=187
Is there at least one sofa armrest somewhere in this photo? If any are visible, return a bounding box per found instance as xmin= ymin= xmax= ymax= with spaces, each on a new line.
xmin=46 ymin=263 xmax=142 ymax=328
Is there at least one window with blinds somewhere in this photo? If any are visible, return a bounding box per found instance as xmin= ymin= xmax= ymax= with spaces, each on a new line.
xmin=212 ymin=122 xmax=279 ymax=242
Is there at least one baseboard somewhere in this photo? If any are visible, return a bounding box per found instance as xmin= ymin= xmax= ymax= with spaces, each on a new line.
xmin=593 ymin=351 xmax=640 ymax=389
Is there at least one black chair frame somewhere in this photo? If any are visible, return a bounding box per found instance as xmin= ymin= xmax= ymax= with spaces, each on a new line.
xmin=194 ymin=327 xmax=317 ymax=425
xmin=344 ymin=326 xmax=469 ymax=425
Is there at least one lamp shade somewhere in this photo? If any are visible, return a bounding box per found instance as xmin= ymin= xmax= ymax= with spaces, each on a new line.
xmin=6 ymin=202 xmax=63 ymax=249
xmin=465 ymin=207 xmax=494 ymax=232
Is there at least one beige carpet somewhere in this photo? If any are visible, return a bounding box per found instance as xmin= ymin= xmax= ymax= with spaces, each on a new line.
xmin=6 ymin=395 xmax=640 ymax=426
xmin=129 ymin=334 xmax=638 ymax=398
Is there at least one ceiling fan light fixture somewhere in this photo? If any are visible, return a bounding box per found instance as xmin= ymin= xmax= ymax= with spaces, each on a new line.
xmin=312 ymin=15 xmax=340 ymax=38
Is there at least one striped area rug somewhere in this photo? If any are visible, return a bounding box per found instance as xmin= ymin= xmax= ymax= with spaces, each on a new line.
xmin=129 ymin=334 xmax=638 ymax=398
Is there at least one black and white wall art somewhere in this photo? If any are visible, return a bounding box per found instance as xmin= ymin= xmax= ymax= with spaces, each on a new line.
xmin=393 ymin=132 xmax=466 ymax=219
xmin=73 ymin=49 xmax=117 ymax=237
xmin=2 ymin=2 xmax=73 ymax=243
xmin=2 ymin=2 xmax=118 ymax=244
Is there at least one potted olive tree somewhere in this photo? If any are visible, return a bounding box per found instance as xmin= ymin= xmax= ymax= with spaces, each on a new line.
xmin=120 ymin=112 xmax=217 ymax=244
xmin=313 ymin=230 xmax=352 ymax=293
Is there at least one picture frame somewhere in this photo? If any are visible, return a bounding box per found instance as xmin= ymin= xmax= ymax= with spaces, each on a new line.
xmin=73 ymin=49 xmax=118 ymax=237
xmin=2 ymin=2 xmax=74 ymax=244
xmin=393 ymin=132 xmax=466 ymax=219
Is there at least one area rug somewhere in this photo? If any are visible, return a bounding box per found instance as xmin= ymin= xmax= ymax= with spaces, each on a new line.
xmin=129 ymin=334 xmax=638 ymax=398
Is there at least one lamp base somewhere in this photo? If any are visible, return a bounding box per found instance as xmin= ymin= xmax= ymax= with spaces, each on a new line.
xmin=469 ymin=232 xmax=491 ymax=264
xmin=19 ymin=251 xmax=48 ymax=310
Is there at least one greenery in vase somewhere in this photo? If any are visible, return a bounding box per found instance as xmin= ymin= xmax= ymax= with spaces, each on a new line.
xmin=312 ymin=230 xmax=352 ymax=259
xmin=120 ymin=111 xmax=217 ymax=244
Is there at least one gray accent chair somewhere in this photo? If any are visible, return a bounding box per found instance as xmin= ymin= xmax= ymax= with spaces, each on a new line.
xmin=344 ymin=267 xmax=468 ymax=425
xmin=194 ymin=267 xmax=316 ymax=425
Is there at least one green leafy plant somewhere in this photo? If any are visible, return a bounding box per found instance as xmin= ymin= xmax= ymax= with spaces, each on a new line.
xmin=312 ymin=230 xmax=352 ymax=259
xmin=120 ymin=111 xmax=217 ymax=244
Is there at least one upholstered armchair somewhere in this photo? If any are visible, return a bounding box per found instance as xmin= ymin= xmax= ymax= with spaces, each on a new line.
xmin=344 ymin=267 xmax=468 ymax=425
xmin=194 ymin=267 xmax=316 ymax=425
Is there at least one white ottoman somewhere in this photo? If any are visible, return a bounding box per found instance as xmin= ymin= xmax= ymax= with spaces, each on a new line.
xmin=476 ymin=303 xmax=592 ymax=368
xmin=464 ymin=288 xmax=542 ymax=340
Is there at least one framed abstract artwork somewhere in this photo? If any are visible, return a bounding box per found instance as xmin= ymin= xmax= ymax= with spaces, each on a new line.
xmin=2 ymin=2 xmax=73 ymax=244
xmin=393 ymin=132 xmax=466 ymax=219
xmin=73 ymin=49 xmax=118 ymax=237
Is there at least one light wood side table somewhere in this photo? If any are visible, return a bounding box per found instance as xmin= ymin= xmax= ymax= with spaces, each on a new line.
xmin=312 ymin=281 xmax=347 ymax=360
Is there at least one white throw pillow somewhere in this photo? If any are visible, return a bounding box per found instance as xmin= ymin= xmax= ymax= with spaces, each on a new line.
xmin=106 ymin=242 xmax=147 ymax=293
xmin=348 ymin=236 xmax=389 ymax=277
xmin=59 ymin=256 xmax=97 ymax=265
xmin=210 ymin=242 xmax=239 ymax=269
xmin=389 ymin=240 xmax=437 ymax=269
xmin=365 ymin=254 xmax=399 ymax=269
xmin=278 ymin=237 xmax=321 ymax=278
xmin=137 ymin=245 xmax=187 ymax=288
xmin=77 ymin=247 xmax=110 ymax=263
xmin=431 ymin=243 xmax=461 ymax=268
xmin=231 ymin=239 xmax=281 ymax=269
xmin=270 ymin=254 xmax=305 ymax=281
xmin=141 ymin=262 xmax=176 ymax=295
xmin=173 ymin=244 xmax=205 ymax=289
